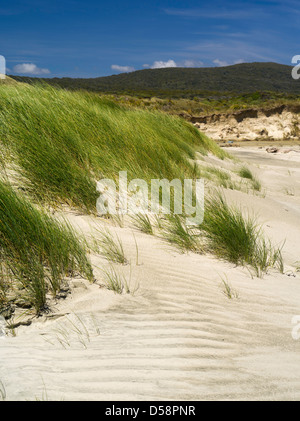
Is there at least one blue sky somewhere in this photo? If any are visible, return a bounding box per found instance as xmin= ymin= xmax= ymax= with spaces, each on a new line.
xmin=0 ymin=0 xmax=299 ymax=78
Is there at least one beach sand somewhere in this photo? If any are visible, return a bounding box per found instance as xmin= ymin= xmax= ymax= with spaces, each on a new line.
xmin=1 ymin=146 xmax=300 ymax=401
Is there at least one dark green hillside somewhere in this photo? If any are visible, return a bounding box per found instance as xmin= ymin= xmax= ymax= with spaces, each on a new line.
xmin=10 ymin=62 xmax=300 ymax=97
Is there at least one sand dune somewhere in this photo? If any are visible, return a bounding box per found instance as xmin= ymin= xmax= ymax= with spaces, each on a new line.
xmin=1 ymin=147 xmax=300 ymax=401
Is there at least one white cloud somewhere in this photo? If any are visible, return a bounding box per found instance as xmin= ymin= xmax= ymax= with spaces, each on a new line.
xmin=150 ymin=60 xmax=177 ymax=69
xmin=13 ymin=63 xmax=51 ymax=75
xmin=111 ymin=64 xmax=135 ymax=73
xmin=143 ymin=59 xmax=203 ymax=70
xmin=213 ymin=59 xmax=230 ymax=67
xmin=182 ymin=60 xmax=204 ymax=67
xmin=213 ymin=58 xmax=246 ymax=67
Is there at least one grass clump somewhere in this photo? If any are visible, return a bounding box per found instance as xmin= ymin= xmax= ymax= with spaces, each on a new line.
xmin=161 ymin=214 xmax=201 ymax=253
xmin=154 ymin=191 xmax=282 ymax=276
xmin=196 ymin=164 xmax=242 ymax=191
xmin=45 ymin=314 xmax=100 ymax=350
xmin=201 ymin=193 xmax=258 ymax=265
xmin=238 ymin=166 xmax=262 ymax=192
xmin=252 ymin=178 xmax=262 ymax=192
xmin=0 ymin=180 xmax=93 ymax=313
xmin=238 ymin=166 xmax=254 ymax=180
xmin=220 ymin=276 xmax=239 ymax=300
xmin=131 ymin=213 xmax=154 ymax=235
xmin=250 ymin=239 xmax=284 ymax=277
xmin=200 ymin=192 xmax=282 ymax=276
xmin=102 ymin=266 xmax=125 ymax=294
xmin=97 ymin=229 xmax=128 ymax=265
xmin=205 ymin=167 xmax=235 ymax=189
xmin=102 ymin=265 xmax=137 ymax=295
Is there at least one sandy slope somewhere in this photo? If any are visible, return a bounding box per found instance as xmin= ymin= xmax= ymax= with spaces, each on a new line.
xmin=1 ymin=147 xmax=300 ymax=401
xmin=193 ymin=107 xmax=300 ymax=142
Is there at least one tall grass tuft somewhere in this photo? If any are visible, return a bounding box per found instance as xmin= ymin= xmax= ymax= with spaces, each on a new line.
xmin=252 ymin=178 xmax=262 ymax=192
xmin=200 ymin=192 xmax=282 ymax=275
xmin=131 ymin=213 xmax=154 ymax=235
xmin=0 ymin=180 xmax=93 ymax=312
xmin=101 ymin=265 xmax=137 ymax=295
xmin=238 ymin=166 xmax=254 ymax=180
xmin=161 ymin=214 xmax=201 ymax=253
xmin=220 ymin=276 xmax=239 ymax=300
xmin=97 ymin=229 xmax=128 ymax=265
xmin=201 ymin=193 xmax=258 ymax=265
xmin=238 ymin=166 xmax=262 ymax=192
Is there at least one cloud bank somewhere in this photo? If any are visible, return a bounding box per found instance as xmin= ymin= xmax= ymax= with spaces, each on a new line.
xmin=111 ymin=65 xmax=135 ymax=73
xmin=213 ymin=58 xmax=245 ymax=67
xmin=13 ymin=63 xmax=51 ymax=75
xmin=143 ymin=60 xmax=204 ymax=69
xmin=150 ymin=60 xmax=177 ymax=69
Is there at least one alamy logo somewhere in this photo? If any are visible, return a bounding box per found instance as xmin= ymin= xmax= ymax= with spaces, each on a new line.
xmin=0 ymin=55 xmax=6 ymax=79
xmin=96 ymin=171 xmax=204 ymax=225
xmin=292 ymin=56 xmax=300 ymax=80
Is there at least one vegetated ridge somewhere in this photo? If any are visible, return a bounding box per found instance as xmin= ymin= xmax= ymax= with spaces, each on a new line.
xmin=10 ymin=62 xmax=300 ymax=97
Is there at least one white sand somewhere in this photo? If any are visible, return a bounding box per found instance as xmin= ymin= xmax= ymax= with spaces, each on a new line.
xmin=1 ymin=147 xmax=300 ymax=401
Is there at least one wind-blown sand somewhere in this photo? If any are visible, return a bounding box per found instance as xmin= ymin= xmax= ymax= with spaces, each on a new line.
xmin=1 ymin=146 xmax=300 ymax=401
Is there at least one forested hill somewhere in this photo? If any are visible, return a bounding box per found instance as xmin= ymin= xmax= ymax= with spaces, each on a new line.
xmin=10 ymin=62 xmax=300 ymax=97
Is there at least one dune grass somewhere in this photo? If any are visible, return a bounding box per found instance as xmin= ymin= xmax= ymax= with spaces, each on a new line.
xmin=159 ymin=191 xmax=283 ymax=276
xmin=252 ymin=178 xmax=262 ymax=192
xmin=101 ymin=266 xmax=126 ymax=294
xmin=131 ymin=213 xmax=154 ymax=235
xmin=0 ymin=83 xmax=232 ymax=311
xmin=220 ymin=276 xmax=239 ymax=300
xmin=238 ymin=166 xmax=254 ymax=180
xmin=44 ymin=313 xmax=100 ymax=350
xmin=97 ymin=229 xmax=128 ymax=265
xmin=0 ymin=82 xmax=283 ymax=303
xmin=200 ymin=166 xmax=237 ymax=189
xmin=238 ymin=166 xmax=262 ymax=192
xmin=0 ymin=180 xmax=93 ymax=313
xmin=101 ymin=265 xmax=137 ymax=295
xmin=161 ymin=214 xmax=201 ymax=253
xmin=0 ymin=83 xmax=228 ymax=213
xmin=201 ymin=193 xmax=259 ymax=264
xmin=200 ymin=192 xmax=282 ymax=276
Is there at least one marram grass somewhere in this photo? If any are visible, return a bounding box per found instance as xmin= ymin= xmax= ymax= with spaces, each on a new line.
xmin=0 ymin=82 xmax=231 ymax=311
xmin=159 ymin=191 xmax=283 ymax=277
xmin=0 ymin=82 xmax=283 ymax=301
xmin=200 ymin=192 xmax=283 ymax=276
xmin=0 ymin=83 xmax=228 ymax=212
xmin=0 ymin=180 xmax=93 ymax=313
